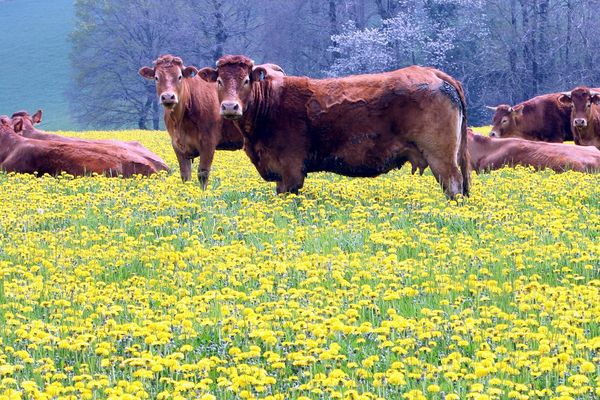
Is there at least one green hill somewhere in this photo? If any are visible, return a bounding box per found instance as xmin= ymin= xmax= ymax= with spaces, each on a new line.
xmin=0 ymin=0 xmax=75 ymax=130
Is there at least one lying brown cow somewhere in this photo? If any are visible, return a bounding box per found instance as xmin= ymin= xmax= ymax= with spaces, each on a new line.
xmin=558 ymin=87 xmax=600 ymax=149
xmin=199 ymin=55 xmax=470 ymax=199
xmin=487 ymin=93 xmax=574 ymax=142
xmin=467 ymin=129 xmax=600 ymax=173
xmin=10 ymin=110 xmax=170 ymax=173
xmin=0 ymin=117 xmax=163 ymax=177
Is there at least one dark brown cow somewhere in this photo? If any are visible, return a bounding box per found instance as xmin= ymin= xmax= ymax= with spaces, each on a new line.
xmin=199 ymin=55 xmax=470 ymax=199
xmin=467 ymin=129 xmax=600 ymax=173
xmin=10 ymin=110 xmax=170 ymax=173
xmin=139 ymin=55 xmax=245 ymax=189
xmin=558 ymin=87 xmax=600 ymax=149
xmin=0 ymin=117 xmax=162 ymax=177
xmin=487 ymin=93 xmax=574 ymax=142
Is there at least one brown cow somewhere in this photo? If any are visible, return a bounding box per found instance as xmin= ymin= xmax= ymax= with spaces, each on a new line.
xmin=467 ymin=129 xmax=600 ymax=173
xmin=139 ymin=54 xmax=245 ymax=189
xmin=0 ymin=117 xmax=162 ymax=177
xmin=10 ymin=110 xmax=170 ymax=173
xmin=199 ymin=55 xmax=470 ymax=199
xmin=487 ymin=93 xmax=574 ymax=142
xmin=558 ymin=87 xmax=600 ymax=149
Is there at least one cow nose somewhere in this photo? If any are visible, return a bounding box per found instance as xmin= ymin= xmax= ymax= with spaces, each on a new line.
xmin=220 ymin=101 xmax=242 ymax=118
xmin=160 ymin=93 xmax=177 ymax=104
xmin=574 ymin=118 xmax=587 ymax=127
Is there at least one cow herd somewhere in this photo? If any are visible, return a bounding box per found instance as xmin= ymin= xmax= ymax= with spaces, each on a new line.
xmin=1 ymin=53 xmax=600 ymax=199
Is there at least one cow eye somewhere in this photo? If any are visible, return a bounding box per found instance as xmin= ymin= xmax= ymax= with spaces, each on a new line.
xmin=244 ymin=78 xmax=250 ymax=86
xmin=217 ymin=79 xmax=223 ymax=87
xmin=155 ymin=76 xmax=159 ymax=81
xmin=178 ymin=75 xmax=182 ymax=81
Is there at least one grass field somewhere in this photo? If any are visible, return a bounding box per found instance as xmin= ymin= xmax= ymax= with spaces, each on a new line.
xmin=0 ymin=128 xmax=598 ymax=400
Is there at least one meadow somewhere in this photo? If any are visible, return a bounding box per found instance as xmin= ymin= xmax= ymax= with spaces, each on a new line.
xmin=0 ymin=128 xmax=598 ymax=400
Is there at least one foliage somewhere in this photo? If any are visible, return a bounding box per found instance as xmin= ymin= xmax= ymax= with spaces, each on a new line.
xmin=0 ymin=129 xmax=598 ymax=399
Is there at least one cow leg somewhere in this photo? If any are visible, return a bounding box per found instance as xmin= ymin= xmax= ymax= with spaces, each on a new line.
xmin=198 ymin=145 xmax=216 ymax=190
xmin=424 ymin=154 xmax=464 ymax=200
xmin=174 ymin=149 xmax=192 ymax=182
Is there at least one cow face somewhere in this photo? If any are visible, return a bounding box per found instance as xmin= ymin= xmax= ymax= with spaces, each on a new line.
xmin=559 ymin=87 xmax=600 ymax=130
xmin=139 ymin=55 xmax=198 ymax=110
xmin=488 ymin=105 xmax=523 ymax=138
xmin=199 ymin=55 xmax=268 ymax=120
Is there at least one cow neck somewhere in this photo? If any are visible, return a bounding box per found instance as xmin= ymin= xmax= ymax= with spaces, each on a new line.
xmin=168 ymin=78 xmax=192 ymax=126
xmin=241 ymin=80 xmax=276 ymax=137
xmin=0 ymin=130 xmax=22 ymax=163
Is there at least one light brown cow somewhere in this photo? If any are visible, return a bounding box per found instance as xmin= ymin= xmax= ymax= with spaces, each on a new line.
xmin=10 ymin=110 xmax=169 ymax=173
xmin=0 ymin=117 xmax=162 ymax=177
xmin=199 ymin=55 xmax=470 ymax=199
xmin=558 ymin=87 xmax=600 ymax=149
xmin=467 ymin=129 xmax=600 ymax=173
xmin=139 ymin=55 xmax=245 ymax=189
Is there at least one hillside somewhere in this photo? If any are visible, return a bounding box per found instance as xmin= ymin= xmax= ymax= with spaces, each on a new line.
xmin=0 ymin=0 xmax=75 ymax=130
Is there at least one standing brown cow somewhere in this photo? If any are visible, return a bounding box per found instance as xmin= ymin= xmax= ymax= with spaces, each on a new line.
xmin=558 ymin=87 xmax=600 ymax=149
xmin=139 ymin=55 xmax=245 ymax=189
xmin=467 ymin=129 xmax=600 ymax=173
xmin=487 ymin=93 xmax=574 ymax=142
xmin=199 ymin=55 xmax=469 ymax=199
xmin=0 ymin=117 xmax=162 ymax=177
xmin=10 ymin=110 xmax=169 ymax=173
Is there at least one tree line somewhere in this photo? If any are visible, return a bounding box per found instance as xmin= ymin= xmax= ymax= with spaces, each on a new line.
xmin=69 ymin=0 xmax=600 ymax=129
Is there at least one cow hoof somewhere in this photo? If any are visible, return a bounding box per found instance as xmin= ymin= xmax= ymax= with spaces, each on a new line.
xmin=198 ymin=171 xmax=210 ymax=190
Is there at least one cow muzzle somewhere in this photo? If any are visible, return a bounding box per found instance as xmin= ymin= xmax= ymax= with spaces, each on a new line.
xmin=220 ymin=101 xmax=243 ymax=119
xmin=160 ymin=92 xmax=178 ymax=108
xmin=573 ymin=118 xmax=588 ymax=128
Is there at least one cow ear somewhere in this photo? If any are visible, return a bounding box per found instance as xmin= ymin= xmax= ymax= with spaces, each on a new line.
xmin=251 ymin=66 xmax=268 ymax=82
xmin=198 ymin=67 xmax=218 ymax=82
xmin=32 ymin=110 xmax=43 ymax=124
xmin=139 ymin=67 xmax=155 ymax=80
xmin=12 ymin=119 xmax=23 ymax=133
xmin=590 ymin=92 xmax=600 ymax=105
xmin=512 ymin=105 xmax=524 ymax=116
xmin=183 ymin=66 xmax=198 ymax=78
xmin=558 ymin=92 xmax=572 ymax=105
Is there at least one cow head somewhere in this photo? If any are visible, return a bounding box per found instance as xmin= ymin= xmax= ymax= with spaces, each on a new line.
xmin=10 ymin=110 xmax=42 ymax=135
xmin=559 ymin=87 xmax=600 ymax=129
xmin=198 ymin=55 xmax=271 ymax=120
xmin=139 ymin=54 xmax=198 ymax=109
xmin=486 ymin=105 xmax=523 ymax=138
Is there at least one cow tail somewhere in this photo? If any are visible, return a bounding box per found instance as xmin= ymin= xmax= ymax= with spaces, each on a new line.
xmin=459 ymin=96 xmax=470 ymax=197
xmin=452 ymin=78 xmax=471 ymax=197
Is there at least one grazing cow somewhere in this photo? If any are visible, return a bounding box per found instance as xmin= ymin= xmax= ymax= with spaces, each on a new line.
xmin=467 ymin=129 xmax=600 ymax=173
xmin=487 ymin=93 xmax=574 ymax=142
xmin=139 ymin=54 xmax=245 ymax=189
xmin=0 ymin=117 xmax=162 ymax=177
xmin=10 ymin=110 xmax=170 ymax=173
xmin=199 ymin=55 xmax=470 ymax=199
xmin=558 ymin=87 xmax=600 ymax=149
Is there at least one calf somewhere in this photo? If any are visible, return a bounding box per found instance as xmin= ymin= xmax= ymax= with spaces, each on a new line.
xmin=199 ymin=55 xmax=470 ymax=199
xmin=0 ymin=117 xmax=162 ymax=177
xmin=467 ymin=130 xmax=600 ymax=173
xmin=558 ymin=87 xmax=600 ymax=149
xmin=139 ymin=55 xmax=244 ymax=189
